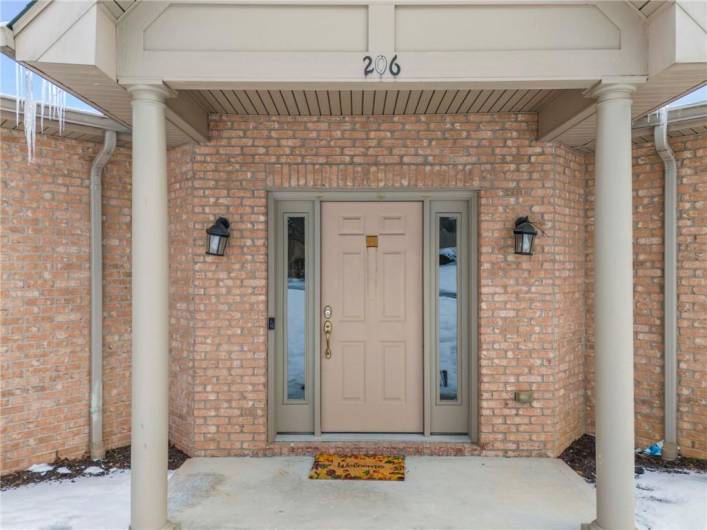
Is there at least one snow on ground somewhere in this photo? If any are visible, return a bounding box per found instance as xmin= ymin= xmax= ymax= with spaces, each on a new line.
xmin=0 ymin=470 xmax=131 ymax=530
xmin=0 ymin=468 xmax=704 ymax=530
xmin=26 ymin=464 xmax=53 ymax=474
xmin=635 ymin=470 xmax=707 ymax=530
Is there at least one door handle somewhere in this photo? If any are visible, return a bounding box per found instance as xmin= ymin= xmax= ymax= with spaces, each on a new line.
xmin=323 ymin=320 xmax=333 ymax=359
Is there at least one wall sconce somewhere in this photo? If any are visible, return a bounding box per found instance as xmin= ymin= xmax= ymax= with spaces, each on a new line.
xmin=206 ymin=217 xmax=230 ymax=256
xmin=513 ymin=216 xmax=538 ymax=256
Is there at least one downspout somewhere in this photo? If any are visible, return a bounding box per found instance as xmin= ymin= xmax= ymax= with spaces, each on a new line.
xmin=90 ymin=130 xmax=117 ymax=460
xmin=654 ymin=108 xmax=678 ymax=461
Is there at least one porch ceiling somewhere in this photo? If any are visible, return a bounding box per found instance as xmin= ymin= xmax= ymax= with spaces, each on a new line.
xmin=190 ymin=88 xmax=559 ymax=117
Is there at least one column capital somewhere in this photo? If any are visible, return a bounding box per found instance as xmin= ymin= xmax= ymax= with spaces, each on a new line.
xmin=126 ymin=82 xmax=175 ymax=103
xmin=584 ymin=77 xmax=645 ymax=102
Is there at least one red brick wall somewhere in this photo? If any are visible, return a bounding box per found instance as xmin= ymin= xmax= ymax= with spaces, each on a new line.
xmin=675 ymin=134 xmax=707 ymax=459
xmin=552 ymin=146 xmax=588 ymax=454
xmin=2 ymin=119 xmax=704 ymax=473
xmin=101 ymin=145 xmax=132 ymax=451
xmin=168 ymin=143 xmax=196 ymax=454
xmin=585 ymin=133 xmax=707 ymax=459
xmin=0 ymin=129 xmax=132 ymax=473
xmin=173 ymin=113 xmax=588 ymax=457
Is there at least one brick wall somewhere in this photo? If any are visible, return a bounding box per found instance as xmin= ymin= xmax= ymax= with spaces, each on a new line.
xmin=2 ymin=118 xmax=704 ymax=473
xmin=552 ymin=146 xmax=588 ymax=455
xmin=168 ymin=144 xmax=196 ymax=454
xmin=101 ymin=145 xmax=132 ymax=451
xmin=674 ymin=134 xmax=707 ymax=459
xmin=585 ymin=133 xmax=707 ymax=459
xmin=0 ymin=129 xmax=132 ymax=473
xmin=171 ymin=113 xmax=588 ymax=457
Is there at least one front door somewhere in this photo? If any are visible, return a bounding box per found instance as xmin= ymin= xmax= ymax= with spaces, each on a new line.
xmin=321 ymin=202 xmax=423 ymax=432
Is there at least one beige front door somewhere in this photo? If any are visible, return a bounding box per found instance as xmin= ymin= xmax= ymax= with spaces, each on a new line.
xmin=321 ymin=202 xmax=423 ymax=432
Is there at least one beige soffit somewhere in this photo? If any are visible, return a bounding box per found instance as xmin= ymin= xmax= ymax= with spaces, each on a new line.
xmin=190 ymin=88 xmax=559 ymax=116
xmin=0 ymin=93 xmax=130 ymax=145
xmin=569 ymin=101 xmax=707 ymax=151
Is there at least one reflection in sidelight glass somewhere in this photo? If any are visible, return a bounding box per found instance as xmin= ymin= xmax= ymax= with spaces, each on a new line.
xmin=438 ymin=216 xmax=458 ymax=401
xmin=287 ymin=216 xmax=306 ymax=400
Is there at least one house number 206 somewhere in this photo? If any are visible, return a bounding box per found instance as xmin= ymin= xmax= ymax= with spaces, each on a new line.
xmin=363 ymin=54 xmax=401 ymax=77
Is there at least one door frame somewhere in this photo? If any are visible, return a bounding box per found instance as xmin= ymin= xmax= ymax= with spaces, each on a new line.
xmin=267 ymin=190 xmax=479 ymax=441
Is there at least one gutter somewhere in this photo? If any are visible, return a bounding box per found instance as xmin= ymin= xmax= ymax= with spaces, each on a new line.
xmin=90 ymin=130 xmax=117 ymax=460
xmin=653 ymin=107 xmax=678 ymax=461
xmin=5 ymin=0 xmax=37 ymax=29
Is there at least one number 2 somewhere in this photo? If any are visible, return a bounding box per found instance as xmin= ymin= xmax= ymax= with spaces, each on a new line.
xmin=363 ymin=54 xmax=401 ymax=77
xmin=363 ymin=56 xmax=374 ymax=77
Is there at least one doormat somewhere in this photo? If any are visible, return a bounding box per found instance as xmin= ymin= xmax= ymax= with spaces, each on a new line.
xmin=308 ymin=454 xmax=405 ymax=481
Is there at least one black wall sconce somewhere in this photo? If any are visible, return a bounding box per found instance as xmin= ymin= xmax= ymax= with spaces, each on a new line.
xmin=513 ymin=216 xmax=538 ymax=255
xmin=206 ymin=217 xmax=230 ymax=256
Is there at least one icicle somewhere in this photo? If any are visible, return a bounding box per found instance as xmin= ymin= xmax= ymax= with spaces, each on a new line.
xmin=25 ymin=68 xmax=37 ymax=163
xmin=40 ymin=78 xmax=47 ymax=132
xmin=15 ymin=62 xmax=21 ymax=127
xmin=15 ymin=64 xmax=69 ymax=163
xmin=59 ymin=90 xmax=66 ymax=135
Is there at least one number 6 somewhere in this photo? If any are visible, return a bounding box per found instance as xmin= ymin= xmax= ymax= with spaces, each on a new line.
xmin=389 ymin=55 xmax=401 ymax=76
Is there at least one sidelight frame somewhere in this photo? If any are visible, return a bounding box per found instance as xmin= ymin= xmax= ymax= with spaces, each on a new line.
xmin=267 ymin=190 xmax=478 ymax=443
xmin=272 ymin=200 xmax=316 ymax=433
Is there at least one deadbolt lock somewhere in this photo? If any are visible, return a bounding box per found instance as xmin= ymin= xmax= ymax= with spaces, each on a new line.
xmin=323 ymin=305 xmax=333 ymax=319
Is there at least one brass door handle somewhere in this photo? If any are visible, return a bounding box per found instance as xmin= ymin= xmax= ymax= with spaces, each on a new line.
xmin=323 ymin=320 xmax=333 ymax=359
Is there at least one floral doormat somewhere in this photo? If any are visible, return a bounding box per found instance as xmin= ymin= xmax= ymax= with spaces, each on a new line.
xmin=308 ymin=454 xmax=405 ymax=481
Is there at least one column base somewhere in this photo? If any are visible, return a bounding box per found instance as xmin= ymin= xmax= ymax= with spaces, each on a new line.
xmin=662 ymin=441 xmax=678 ymax=461
xmin=581 ymin=520 xmax=637 ymax=530
xmin=129 ymin=521 xmax=179 ymax=530
xmin=90 ymin=441 xmax=105 ymax=461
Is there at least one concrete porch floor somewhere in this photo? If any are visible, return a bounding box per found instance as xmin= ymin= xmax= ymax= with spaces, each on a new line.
xmin=167 ymin=456 xmax=595 ymax=529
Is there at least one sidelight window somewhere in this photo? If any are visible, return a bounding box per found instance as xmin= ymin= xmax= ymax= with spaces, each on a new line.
xmin=286 ymin=216 xmax=306 ymax=400
xmin=430 ymin=198 xmax=471 ymax=434
xmin=438 ymin=215 xmax=459 ymax=401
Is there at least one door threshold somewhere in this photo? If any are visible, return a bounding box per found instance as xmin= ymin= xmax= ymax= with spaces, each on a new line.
xmin=275 ymin=433 xmax=471 ymax=443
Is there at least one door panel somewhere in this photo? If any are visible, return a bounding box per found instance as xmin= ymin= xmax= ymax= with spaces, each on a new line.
xmin=321 ymin=202 xmax=423 ymax=432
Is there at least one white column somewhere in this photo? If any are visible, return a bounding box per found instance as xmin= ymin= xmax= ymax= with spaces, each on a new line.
xmin=585 ymin=83 xmax=637 ymax=530
xmin=128 ymin=84 xmax=172 ymax=530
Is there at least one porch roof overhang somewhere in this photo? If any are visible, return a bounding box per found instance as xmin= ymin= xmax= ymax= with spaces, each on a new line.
xmin=0 ymin=94 xmax=130 ymax=144
xmin=3 ymin=0 xmax=705 ymax=149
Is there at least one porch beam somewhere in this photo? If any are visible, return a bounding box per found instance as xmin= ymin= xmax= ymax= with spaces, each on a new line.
xmin=537 ymin=90 xmax=596 ymax=142
xmin=165 ymin=90 xmax=210 ymax=144
xmin=116 ymin=1 xmax=646 ymax=86
xmin=582 ymin=81 xmax=638 ymax=530
xmin=128 ymin=83 xmax=173 ymax=530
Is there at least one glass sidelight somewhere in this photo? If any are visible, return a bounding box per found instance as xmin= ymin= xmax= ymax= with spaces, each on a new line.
xmin=430 ymin=200 xmax=471 ymax=435
xmin=286 ymin=216 xmax=306 ymax=400
xmin=438 ymin=216 xmax=459 ymax=401
xmin=274 ymin=200 xmax=314 ymax=434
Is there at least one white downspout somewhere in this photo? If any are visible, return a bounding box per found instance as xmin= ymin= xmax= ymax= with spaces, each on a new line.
xmin=90 ymin=130 xmax=117 ymax=460
xmin=654 ymin=108 xmax=678 ymax=461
